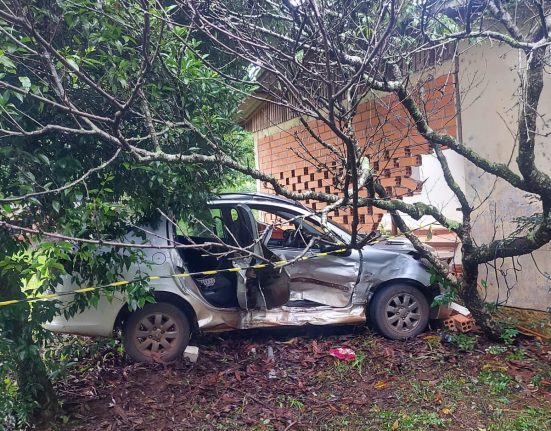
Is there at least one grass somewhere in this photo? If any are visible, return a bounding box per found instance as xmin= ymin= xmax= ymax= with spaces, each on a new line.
xmin=332 ymin=351 xmax=367 ymax=376
xmin=478 ymin=369 xmax=514 ymax=395
xmin=487 ymin=407 xmax=551 ymax=431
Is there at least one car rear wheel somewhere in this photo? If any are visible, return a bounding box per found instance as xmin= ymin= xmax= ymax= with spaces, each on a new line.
xmin=369 ymin=283 xmax=429 ymax=339
xmin=123 ymin=302 xmax=190 ymax=362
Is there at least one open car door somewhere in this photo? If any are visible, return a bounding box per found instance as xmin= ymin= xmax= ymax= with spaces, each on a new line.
xmin=248 ymin=206 xmax=360 ymax=308
xmin=221 ymin=204 xmax=290 ymax=310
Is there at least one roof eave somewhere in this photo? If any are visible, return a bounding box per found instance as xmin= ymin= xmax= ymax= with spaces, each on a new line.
xmin=235 ymin=94 xmax=267 ymax=126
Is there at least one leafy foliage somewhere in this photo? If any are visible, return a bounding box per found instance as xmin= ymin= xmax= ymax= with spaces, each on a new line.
xmin=0 ymin=0 xmax=252 ymax=425
xmin=451 ymin=333 xmax=477 ymax=352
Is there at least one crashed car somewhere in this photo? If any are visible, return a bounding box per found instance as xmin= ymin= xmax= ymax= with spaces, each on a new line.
xmin=45 ymin=192 xmax=442 ymax=362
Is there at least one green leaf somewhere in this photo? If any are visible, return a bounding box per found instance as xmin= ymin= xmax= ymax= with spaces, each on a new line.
xmin=0 ymin=54 xmax=16 ymax=70
xmin=36 ymin=153 xmax=50 ymax=166
xmin=18 ymin=76 xmax=31 ymax=91
xmin=66 ymin=58 xmax=79 ymax=72
xmin=52 ymin=201 xmax=60 ymax=213
xmin=13 ymin=92 xmax=24 ymax=103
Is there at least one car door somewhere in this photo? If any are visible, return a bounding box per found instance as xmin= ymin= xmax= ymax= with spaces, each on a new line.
xmin=218 ymin=204 xmax=290 ymax=310
xmin=250 ymin=206 xmax=361 ymax=308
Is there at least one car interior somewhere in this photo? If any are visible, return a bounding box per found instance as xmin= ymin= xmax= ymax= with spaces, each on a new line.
xmin=174 ymin=204 xmax=339 ymax=309
xmin=175 ymin=236 xmax=239 ymax=308
xmin=175 ymin=206 xmax=260 ymax=308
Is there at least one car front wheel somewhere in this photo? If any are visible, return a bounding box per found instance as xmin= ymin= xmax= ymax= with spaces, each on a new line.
xmin=123 ymin=302 xmax=190 ymax=362
xmin=369 ymin=283 xmax=429 ymax=339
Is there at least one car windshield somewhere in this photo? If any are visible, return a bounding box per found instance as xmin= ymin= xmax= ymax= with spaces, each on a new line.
xmin=325 ymin=217 xmax=352 ymax=236
xmin=293 ymin=202 xmax=353 ymax=238
xmin=248 ymin=206 xmax=340 ymax=244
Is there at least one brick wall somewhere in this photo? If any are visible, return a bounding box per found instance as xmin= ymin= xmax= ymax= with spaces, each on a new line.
xmin=252 ymin=74 xmax=457 ymax=232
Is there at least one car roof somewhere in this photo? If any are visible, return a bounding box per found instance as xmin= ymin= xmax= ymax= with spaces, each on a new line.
xmin=212 ymin=192 xmax=309 ymax=209
xmin=210 ymin=192 xmax=351 ymax=241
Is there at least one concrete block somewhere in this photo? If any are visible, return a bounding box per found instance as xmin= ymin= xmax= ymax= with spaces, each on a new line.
xmin=184 ymin=345 xmax=199 ymax=363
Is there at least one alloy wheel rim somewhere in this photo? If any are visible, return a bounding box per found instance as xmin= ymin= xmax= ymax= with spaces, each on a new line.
xmin=134 ymin=312 xmax=181 ymax=356
xmin=385 ymin=293 xmax=421 ymax=332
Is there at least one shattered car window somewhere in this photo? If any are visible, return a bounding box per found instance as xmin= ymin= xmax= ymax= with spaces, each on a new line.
xmin=249 ymin=206 xmax=342 ymax=249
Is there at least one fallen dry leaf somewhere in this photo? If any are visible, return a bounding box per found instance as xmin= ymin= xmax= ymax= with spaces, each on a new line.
xmin=374 ymin=380 xmax=388 ymax=389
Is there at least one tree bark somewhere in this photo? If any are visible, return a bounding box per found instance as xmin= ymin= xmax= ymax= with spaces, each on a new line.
xmin=459 ymin=258 xmax=503 ymax=340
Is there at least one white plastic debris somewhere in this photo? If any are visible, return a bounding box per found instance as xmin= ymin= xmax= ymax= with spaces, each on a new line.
xmin=449 ymin=302 xmax=470 ymax=316
xmin=267 ymin=346 xmax=274 ymax=360
xmin=184 ymin=345 xmax=199 ymax=363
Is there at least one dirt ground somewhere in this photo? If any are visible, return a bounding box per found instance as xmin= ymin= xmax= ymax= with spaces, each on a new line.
xmin=51 ymin=326 xmax=551 ymax=431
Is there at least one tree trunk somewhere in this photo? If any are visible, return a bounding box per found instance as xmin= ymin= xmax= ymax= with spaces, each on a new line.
xmin=459 ymin=259 xmax=503 ymax=340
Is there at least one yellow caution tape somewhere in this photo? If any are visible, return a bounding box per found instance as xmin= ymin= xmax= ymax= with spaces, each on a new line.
xmin=74 ymin=287 xmax=97 ymax=293
xmin=0 ymin=227 xmax=436 ymax=308
xmin=0 ymin=247 xmax=350 ymax=308
xmin=0 ymin=300 xmax=19 ymax=306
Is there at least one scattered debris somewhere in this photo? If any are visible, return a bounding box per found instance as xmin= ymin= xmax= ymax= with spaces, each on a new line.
xmin=496 ymin=306 xmax=551 ymax=339
xmin=441 ymin=333 xmax=454 ymax=343
xmin=444 ymin=314 xmax=475 ymax=333
xmin=439 ymin=302 xmax=475 ymax=333
xmin=329 ymin=347 xmax=356 ymax=362
xmin=267 ymin=346 xmax=274 ymax=360
xmin=374 ymin=380 xmax=389 ymax=389
xmin=52 ymin=328 xmax=551 ymax=431
xmin=183 ymin=345 xmax=199 ymax=363
xmin=516 ymin=325 xmax=550 ymax=341
xmin=449 ymin=302 xmax=470 ymax=316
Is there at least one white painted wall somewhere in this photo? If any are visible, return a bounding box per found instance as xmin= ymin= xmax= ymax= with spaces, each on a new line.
xmin=380 ymin=41 xmax=551 ymax=311
xmin=457 ymin=42 xmax=551 ymax=311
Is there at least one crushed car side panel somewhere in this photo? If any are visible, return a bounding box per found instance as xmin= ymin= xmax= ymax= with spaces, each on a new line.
xmin=271 ymin=249 xmax=361 ymax=307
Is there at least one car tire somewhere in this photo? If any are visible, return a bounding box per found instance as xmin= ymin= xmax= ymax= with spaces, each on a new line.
xmin=369 ymin=283 xmax=429 ymax=340
xmin=123 ymin=302 xmax=190 ymax=362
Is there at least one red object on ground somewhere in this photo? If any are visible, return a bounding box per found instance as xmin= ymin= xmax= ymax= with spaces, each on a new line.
xmin=329 ymin=347 xmax=356 ymax=362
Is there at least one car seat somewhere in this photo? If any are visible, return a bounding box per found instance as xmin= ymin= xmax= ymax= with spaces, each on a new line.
xmin=193 ymin=257 xmax=238 ymax=308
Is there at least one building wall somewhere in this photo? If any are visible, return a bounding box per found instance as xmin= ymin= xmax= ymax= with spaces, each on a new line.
xmin=245 ymin=42 xmax=551 ymax=311
xmin=458 ymin=42 xmax=551 ymax=310
xmin=252 ymin=74 xmax=458 ymax=233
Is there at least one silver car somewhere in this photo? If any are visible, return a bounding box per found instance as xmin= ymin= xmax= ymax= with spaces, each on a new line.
xmin=45 ymin=193 xmax=440 ymax=362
